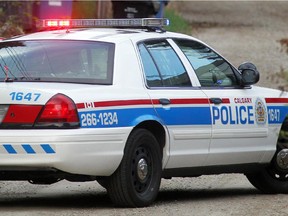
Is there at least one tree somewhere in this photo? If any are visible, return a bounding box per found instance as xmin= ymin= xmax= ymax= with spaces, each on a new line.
xmin=0 ymin=2 xmax=25 ymax=38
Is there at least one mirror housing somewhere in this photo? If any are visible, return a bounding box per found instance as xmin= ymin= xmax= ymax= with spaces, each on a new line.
xmin=238 ymin=62 xmax=260 ymax=86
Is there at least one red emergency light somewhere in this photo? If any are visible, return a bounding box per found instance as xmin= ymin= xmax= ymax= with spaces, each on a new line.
xmin=45 ymin=20 xmax=70 ymax=27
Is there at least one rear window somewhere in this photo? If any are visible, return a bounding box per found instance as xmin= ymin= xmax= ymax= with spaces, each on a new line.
xmin=0 ymin=40 xmax=114 ymax=84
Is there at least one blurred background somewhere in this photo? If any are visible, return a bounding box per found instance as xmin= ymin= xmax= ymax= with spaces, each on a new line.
xmin=0 ymin=0 xmax=169 ymax=35
xmin=0 ymin=0 xmax=287 ymax=89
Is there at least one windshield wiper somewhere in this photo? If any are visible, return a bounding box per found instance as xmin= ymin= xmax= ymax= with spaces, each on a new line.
xmin=14 ymin=76 xmax=41 ymax=81
xmin=3 ymin=76 xmax=41 ymax=82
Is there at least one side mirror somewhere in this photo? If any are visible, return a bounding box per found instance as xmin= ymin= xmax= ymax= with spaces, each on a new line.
xmin=238 ymin=62 xmax=260 ymax=86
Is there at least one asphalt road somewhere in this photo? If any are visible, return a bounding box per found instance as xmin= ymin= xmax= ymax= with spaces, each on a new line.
xmin=1 ymin=1 xmax=288 ymax=215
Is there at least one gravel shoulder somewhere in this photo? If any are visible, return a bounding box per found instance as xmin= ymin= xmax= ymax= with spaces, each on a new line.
xmin=175 ymin=1 xmax=288 ymax=89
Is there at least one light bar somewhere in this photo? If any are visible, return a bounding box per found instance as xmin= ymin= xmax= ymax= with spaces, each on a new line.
xmin=40 ymin=18 xmax=169 ymax=29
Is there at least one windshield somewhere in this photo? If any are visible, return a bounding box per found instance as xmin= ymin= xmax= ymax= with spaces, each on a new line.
xmin=0 ymin=40 xmax=114 ymax=84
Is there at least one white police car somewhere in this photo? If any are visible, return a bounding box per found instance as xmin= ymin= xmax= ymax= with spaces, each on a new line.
xmin=0 ymin=18 xmax=288 ymax=207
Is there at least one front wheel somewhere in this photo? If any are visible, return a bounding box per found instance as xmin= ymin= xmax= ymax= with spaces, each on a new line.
xmin=246 ymin=148 xmax=288 ymax=193
xmin=107 ymin=129 xmax=162 ymax=207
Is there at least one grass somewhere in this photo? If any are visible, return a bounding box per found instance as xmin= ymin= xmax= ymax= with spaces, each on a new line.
xmin=164 ymin=8 xmax=192 ymax=34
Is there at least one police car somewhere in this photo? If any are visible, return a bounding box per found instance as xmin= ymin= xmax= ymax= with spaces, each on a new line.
xmin=0 ymin=18 xmax=288 ymax=207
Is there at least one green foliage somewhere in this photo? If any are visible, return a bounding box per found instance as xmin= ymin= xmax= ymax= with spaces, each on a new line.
xmin=0 ymin=16 xmax=24 ymax=38
xmin=164 ymin=8 xmax=191 ymax=34
xmin=72 ymin=1 xmax=98 ymax=19
xmin=0 ymin=3 xmax=24 ymax=38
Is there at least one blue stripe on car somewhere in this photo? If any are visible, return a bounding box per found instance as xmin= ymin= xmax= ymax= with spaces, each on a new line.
xmin=3 ymin=144 xmax=17 ymax=154
xmin=1 ymin=144 xmax=55 ymax=154
xmin=22 ymin=144 xmax=36 ymax=154
xmin=41 ymin=144 xmax=56 ymax=154
xmin=79 ymin=106 xmax=211 ymax=128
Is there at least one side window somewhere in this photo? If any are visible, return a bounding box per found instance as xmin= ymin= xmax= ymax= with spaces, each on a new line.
xmin=174 ymin=39 xmax=239 ymax=87
xmin=138 ymin=43 xmax=162 ymax=87
xmin=138 ymin=40 xmax=191 ymax=87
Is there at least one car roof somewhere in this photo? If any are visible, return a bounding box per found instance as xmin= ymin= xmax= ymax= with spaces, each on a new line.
xmin=7 ymin=27 xmax=194 ymax=44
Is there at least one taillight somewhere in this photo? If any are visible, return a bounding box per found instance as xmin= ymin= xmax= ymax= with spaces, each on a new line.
xmin=1 ymin=105 xmax=42 ymax=129
xmin=34 ymin=94 xmax=80 ymax=129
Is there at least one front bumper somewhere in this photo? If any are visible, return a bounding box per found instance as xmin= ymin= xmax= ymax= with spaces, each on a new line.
xmin=0 ymin=127 xmax=130 ymax=177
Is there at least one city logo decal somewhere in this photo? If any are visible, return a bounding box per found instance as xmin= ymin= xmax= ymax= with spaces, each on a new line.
xmin=255 ymin=98 xmax=267 ymax=124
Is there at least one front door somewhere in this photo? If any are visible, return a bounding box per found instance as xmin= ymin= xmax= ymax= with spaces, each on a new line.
xmin=173 ymin=38 xmax=269 ymax=166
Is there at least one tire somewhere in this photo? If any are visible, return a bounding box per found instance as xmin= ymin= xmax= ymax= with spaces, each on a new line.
xmin=107 ymin=129 xmax=162 ymax=207
xmin=96 ymin=177 xmax=108 ymax=189
xmin=246 ymin=147 xmax=288 ymax=194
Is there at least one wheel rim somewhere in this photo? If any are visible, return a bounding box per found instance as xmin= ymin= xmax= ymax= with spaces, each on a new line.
xmin=131 ymin=146 xmax=152 ymax=193
xmin=268 ymin=149 xmax=288 ymax=181
xmin=276 ymin=149 xmax=288 ymax=170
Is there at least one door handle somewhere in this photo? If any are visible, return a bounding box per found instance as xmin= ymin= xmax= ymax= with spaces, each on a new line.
xmin=210 ymin=98 xmax=222 ymax=105
xmin=159 ymin=98 xmax=170 ymax=105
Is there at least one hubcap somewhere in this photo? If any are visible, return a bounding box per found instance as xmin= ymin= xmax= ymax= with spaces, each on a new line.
xmin=276 ymin=149 xmax=288 ymax=170
xmin=132 ymin=146 xmax=152 ymax=193
xmin=268 ymin=148 xmax=288 ymax=181
xmin=137 ymin=158 xmax=148 ymax=182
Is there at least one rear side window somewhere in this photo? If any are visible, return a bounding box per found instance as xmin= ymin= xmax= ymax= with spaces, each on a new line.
xmin=0 ymin=40 xmax=114 ymax=84
xmin=138 ymin=40 xmax=191 ymax=87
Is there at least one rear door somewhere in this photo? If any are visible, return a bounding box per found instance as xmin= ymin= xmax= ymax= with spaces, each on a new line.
xmin=137 ymin=39 xmax=212 ymax=169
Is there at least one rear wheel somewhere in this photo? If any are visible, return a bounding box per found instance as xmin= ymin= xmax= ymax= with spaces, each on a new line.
xmin=107 ymin=129 xmax=162 ymax=207
xmin=246 ymin=147 xmax=288 ymax=193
